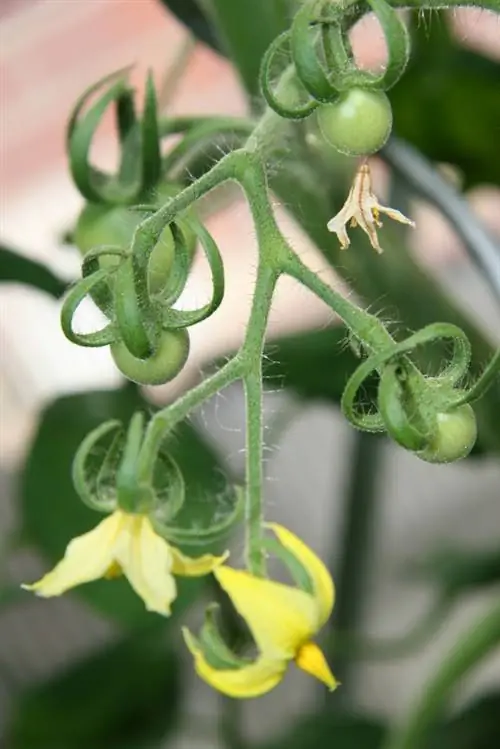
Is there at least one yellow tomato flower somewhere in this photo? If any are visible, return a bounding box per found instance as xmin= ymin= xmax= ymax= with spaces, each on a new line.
xmin=327 ymin=163 xmax=415 ymax=253
xmin=22 ymin=510 xmax=227 ymax=616
xmin=183 ymin=523 xmax=338 ymax=698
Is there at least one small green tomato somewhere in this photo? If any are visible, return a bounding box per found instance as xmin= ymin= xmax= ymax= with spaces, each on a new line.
xmin=74 ymin=203 xmax=176 ymax=296
xmin=317 ymin=88 xmax=393 ymax=156
xmin=417 ymin=405 xmax=477 ymax=464
xmin=111 ymin=328 xmax=190 ymax=385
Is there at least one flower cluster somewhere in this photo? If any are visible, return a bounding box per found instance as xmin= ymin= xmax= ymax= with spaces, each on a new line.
xmin=24 ymin=516 xmax=337 ymax=698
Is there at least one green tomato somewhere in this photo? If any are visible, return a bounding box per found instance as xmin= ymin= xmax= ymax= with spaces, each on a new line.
xmin=111 ymin=328 xmax=190 ymax=385
xmin=417 ymin=405 xmax=477 ymax=464
xmin=74 ymin=203 xmax=176 ymax=296
xmin=317 ymin=89 xmax=393 ymax=156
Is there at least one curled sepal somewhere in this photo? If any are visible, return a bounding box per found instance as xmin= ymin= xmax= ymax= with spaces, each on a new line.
xmin=149 ymin=448 xmax=186 ymax=525
xmin=115 ymin=412 xmax=156 ymax=514
xmin=60 ymin=268 xmax=117 ymax=347
xmin=290 ymin=3 xmax=339 ymax=101
xmin=197 ymin=604 xmax=250 ymax=670
xmin=451 ymin=348 xmax=500 ymax=407
xmin=114 ymin=258 xmax=157 ymax=359
xmin=341 ymin=323 xmax=473 ymax=433
xmin=364 ymin=0 xmax=410 ymax=90
xmin=72 ymin=420 xmax=123 ymax=512
xmin=151 ymin=220 xmax=194 ymax=308
xmin=153 ymin=485 xmax=244 ymax=548
xmin=81 ymin=244 xmax=127 ymax=316
xmin=67 ymin=69 xmax=161 ymax=204
xmin=262 ymin=536 xmax=314 ymax=596
xmin=260 ymin=31 xmax=319 ymax=120
xmin=378 ymin=362 xmax=431 ymax=451
xmin=161 ymin=220 xmax=225 ymax=329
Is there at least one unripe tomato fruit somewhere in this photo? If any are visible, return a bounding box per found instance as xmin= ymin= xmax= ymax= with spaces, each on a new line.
xmin=73 ymin=184 xmax=197 ymax=311
xmin=417 ymin=404 xmax=477 ymax=464
xmin=317 ymin=89 xmax=393 ymax=156
xmin=75 ymin=204 xmax=175 ymax=296
xmin=111 ymin=328 xmax=190 ymax=386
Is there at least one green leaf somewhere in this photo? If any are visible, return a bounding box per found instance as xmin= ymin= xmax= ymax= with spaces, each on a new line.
xmin=390 ymin=13 xmax=500 ymax=188
xmin=8 ymin=627 xmax=181 ymax=749
xmin=430 ymin=692 xmax=500 ymax=749
xmin=411 ymin=547 xmax=500 ymax=599
xmin=20 ymin=386 xmax=225 ymax=627
xmin=258 ymin=712 xmax=386 ymax=749
xmin=158 ymin=0 xmax=221 ymax=51
xmin=208 ymin=0 xmax=293 ymax=98
xmin=0 ymin=245 xmax=66 ymax=298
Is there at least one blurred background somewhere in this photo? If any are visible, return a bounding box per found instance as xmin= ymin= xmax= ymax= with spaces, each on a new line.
xmin=1 ymin=1 xmax=499 ymax=748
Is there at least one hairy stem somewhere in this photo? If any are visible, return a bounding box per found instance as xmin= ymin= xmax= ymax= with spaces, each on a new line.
xmin=241 ymin=264 xmax=279 ymax=574
xmin=282 ymin=250 xmax=394 ymax=350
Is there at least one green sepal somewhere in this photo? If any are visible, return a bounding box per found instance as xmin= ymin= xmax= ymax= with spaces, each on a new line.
xmin=60 ymin=269 xmax=118 ymax=348
xmin=72 ymin=419 xmax=123 ymax=513
xmin=116 ymin=413 xmax=155 ymax=514
xmin=452 ymin=348 xmax=500 ymax=407
xmin=341 ymin=323 xmax=473 ymax=433
xmin=153 ymin=485 xmax=244 ymax=548
xmin=378 ymin=362 xmax=431 ymax=451
xmin=67 ymin=68 xmax=162 ymax=205
xmin=263 ymin=536 xmax=314 ymax=596
xmin=198 ymin=604 xmax=251 ymax=670
xmin=366 ymin=0 xmax=411 ymax=91
xmin=80 ymin=244 xmax=127 ymax=316
xmin=113 ymin=258 xmax=156 ymax=359
xmin=161 ymin=220 xmax=225 ymax=329
xmin=260 ymin=31 xmax=319 ymax=120
xmin=290 ymin=2 xmax=338 ymax=102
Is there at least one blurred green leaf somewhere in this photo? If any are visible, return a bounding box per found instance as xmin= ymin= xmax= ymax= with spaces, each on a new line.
xmin=263 ymin=326 xmax=378 ymax=404
xmin=430 ymin=692 xmax=500 ymax=749
xmin=208 ymin=0 xmax=292 ymax=98
xmin=0 ymin=245 xmax=66 ymax=298
xmin=411 ymin=547 xmax=500 ymax=599
xmin=9 ymin=627 xmax=181 ymax=749
xmin=258 ymin=712 xmax=385 ymax=749
xmin=158 ymin=0 xmax=221 ymax=51
xmin=390 ymin=14 xmax=500 ymax=188
xmin=21 ymin=386 xmax=226 ymax=627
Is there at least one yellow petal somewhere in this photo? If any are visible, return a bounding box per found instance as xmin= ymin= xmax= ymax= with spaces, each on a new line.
xmin=295 ymin=641 xmax=338 ymax=691
xmin=22 ymin=512 xmax=122 ymax=597
xmin=183 ymin=627 xmax=286 ymax=698
xmin=214 ymin=566 xmax=318 ymax=659
xmin=114 ymin=515 xmax=176 ymax=616
xmin=267 ymin=523 xmax=334 ymax=627
xmin=171 ymin=547 xmax=229 ymax=577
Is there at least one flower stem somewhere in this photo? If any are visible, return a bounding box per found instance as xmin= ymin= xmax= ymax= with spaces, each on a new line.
xmin=382 ymin=599 xmax=500 ymax=749
xmin=241 ymin=264 xmax=279 ymax=575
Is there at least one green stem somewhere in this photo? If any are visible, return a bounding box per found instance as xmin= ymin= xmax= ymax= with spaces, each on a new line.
xmin=327 ymin=431 xmax=382 ymax=702
xmin=282 ymin=250 xmax=394 ymax=350
xmin=137 ymin=356 xmax=243 ymax=483
xmin=241 ymin=264 xmax=279 ymax=575
xmin=382 ymin=599 xmax=500 ymax=749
